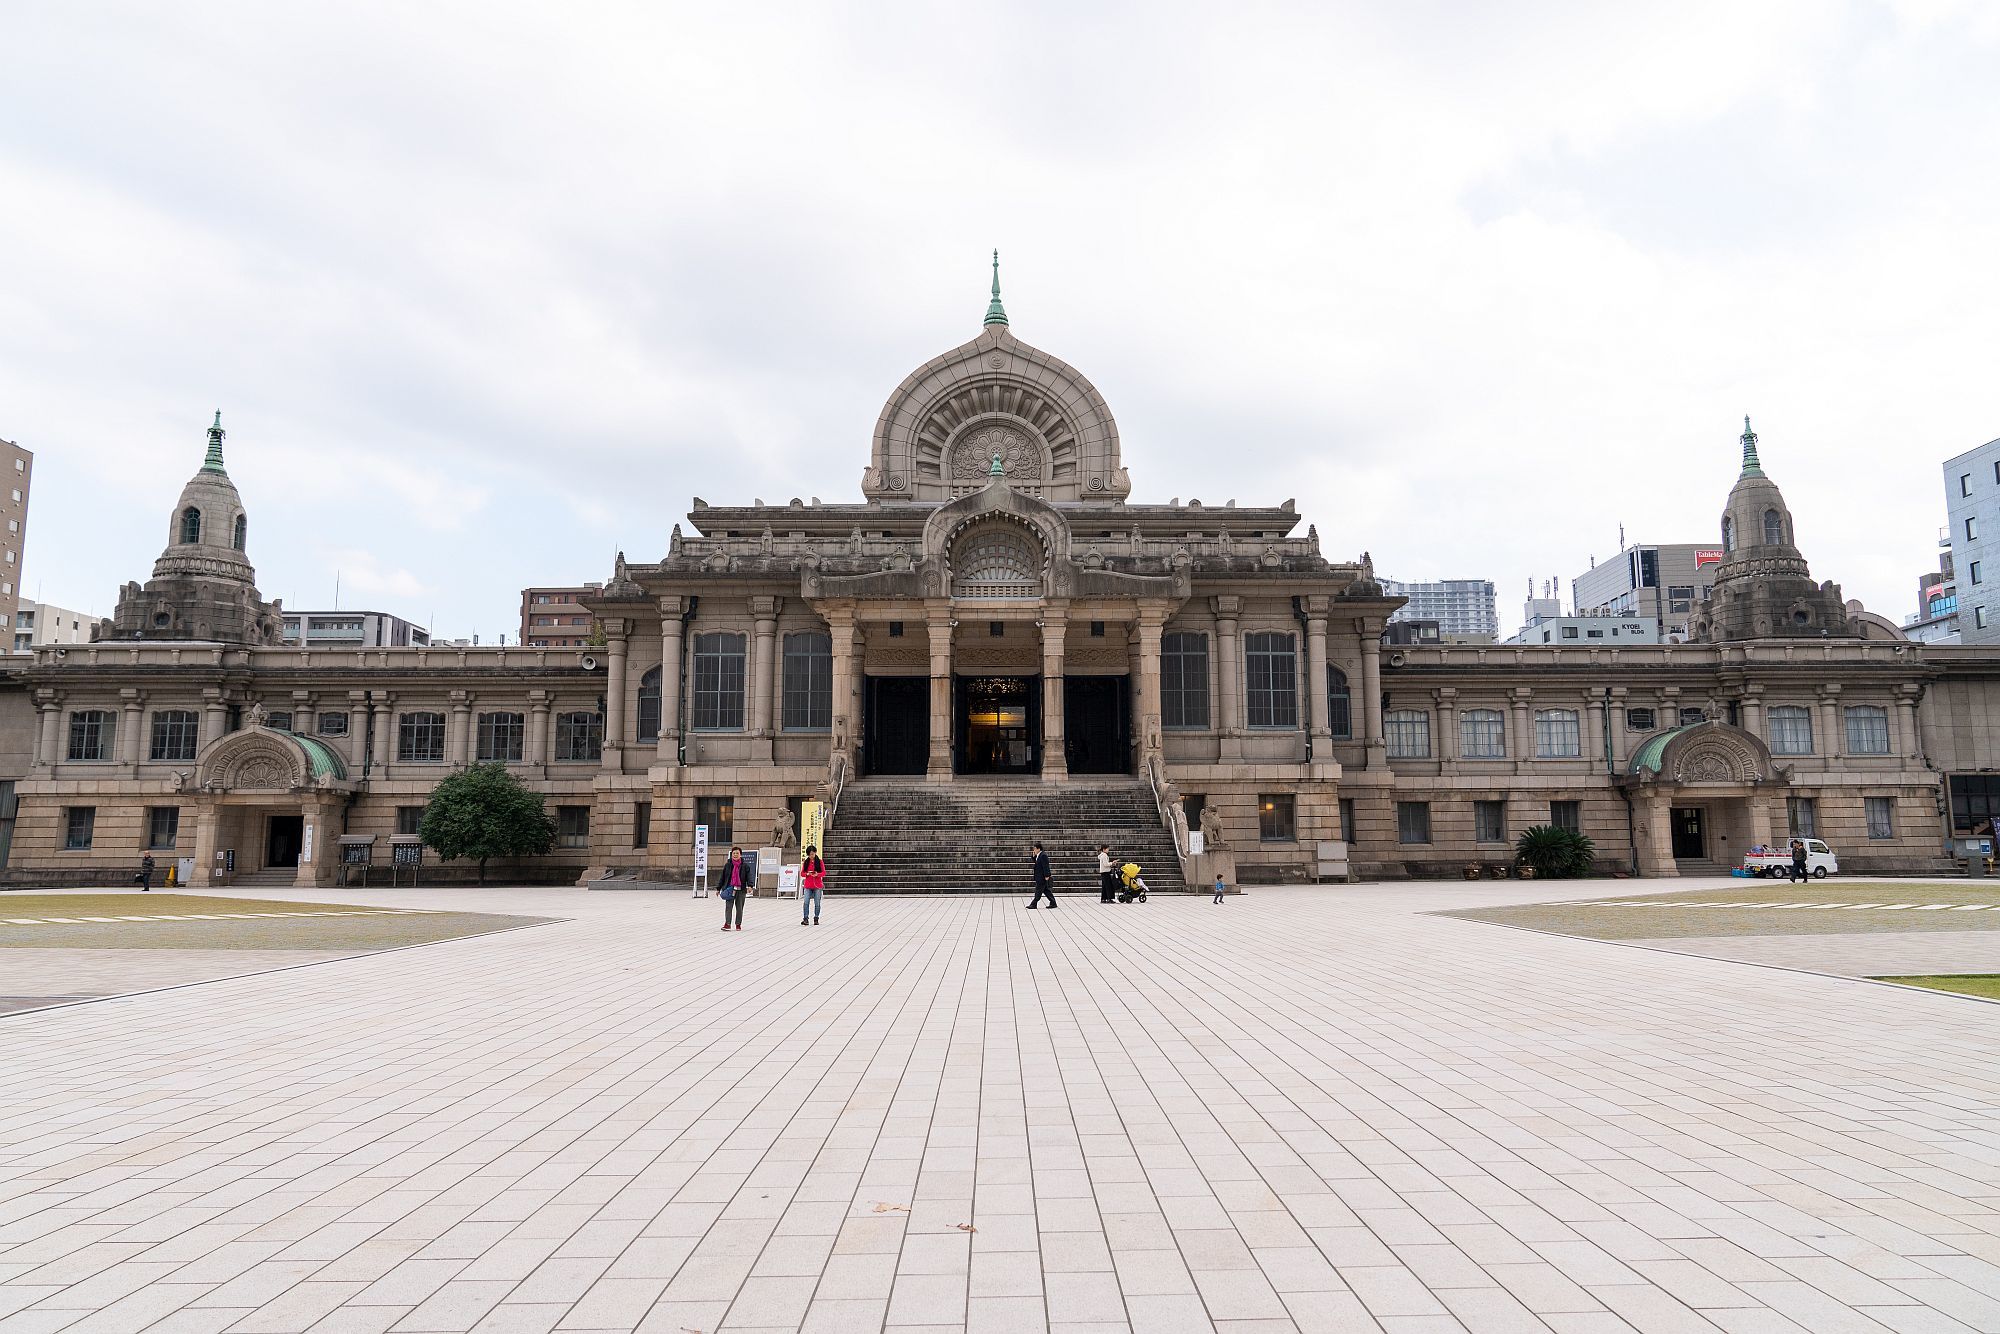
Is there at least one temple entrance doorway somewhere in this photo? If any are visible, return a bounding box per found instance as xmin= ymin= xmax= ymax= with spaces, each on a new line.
xmin=1670 ymin=807 xmax=1706 ymax=861
xmin=266 ymin=814 xmax=305 ymax=868
xmin=957 ymin=676 xmax=1040 ymax=775
xmin=1064 ymin=676 xmax=1130 ymax=775
xmin=864 ymin=676 xmax=929 ymax=776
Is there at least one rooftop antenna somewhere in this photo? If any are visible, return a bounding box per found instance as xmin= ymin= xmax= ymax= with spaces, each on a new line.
xmin=1618 ymin=522 xmax=1626 ymax=549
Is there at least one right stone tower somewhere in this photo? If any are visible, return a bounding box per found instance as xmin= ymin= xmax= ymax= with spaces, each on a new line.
xmin=1690 ymin=418 xmax=1854 ymax=643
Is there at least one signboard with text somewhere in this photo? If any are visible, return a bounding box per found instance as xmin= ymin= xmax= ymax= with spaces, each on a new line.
xmin=800 ymin=801 xmax=825 ymax=857
xmin=1694 ymin=548 xmax=1724 ymax=566
xmin=692 ymin=824 xmax=710 ymax=895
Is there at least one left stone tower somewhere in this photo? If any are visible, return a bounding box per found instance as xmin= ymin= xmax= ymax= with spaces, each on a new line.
xmin=95 ymin=412 xmax=284 ymax=644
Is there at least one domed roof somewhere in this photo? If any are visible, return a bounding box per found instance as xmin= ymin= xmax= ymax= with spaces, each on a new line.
xmin=152 ymin=412 xmax=257 ymax=583
xmin=861 ymin=256 xmax=1129 ymax=504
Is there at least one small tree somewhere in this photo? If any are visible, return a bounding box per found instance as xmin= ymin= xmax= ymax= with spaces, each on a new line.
xmin=418 ymin=763 xmax=557 ymax=885
xmin=1515 ymin=824 xmax=1596 ymax=879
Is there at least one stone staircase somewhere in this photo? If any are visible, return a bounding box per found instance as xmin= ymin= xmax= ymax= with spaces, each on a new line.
xmin=227 ymin=867 xmax=300 ymax=889
xmin=823 ymin=779 xmax=1185 ymax=894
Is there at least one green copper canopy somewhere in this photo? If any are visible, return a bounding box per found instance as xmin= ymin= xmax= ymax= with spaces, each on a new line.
xmin=1738 ymin=414 xmax=1764 ymax=479
xmin=203 ymin=410 xmax=227 ymax=474
xmin=983 ymin=249 xmax=1008 ymax=327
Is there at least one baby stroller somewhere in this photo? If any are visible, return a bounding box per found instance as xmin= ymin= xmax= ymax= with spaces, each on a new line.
xmin=1116 ymin=862 xmax=1148 ymax=903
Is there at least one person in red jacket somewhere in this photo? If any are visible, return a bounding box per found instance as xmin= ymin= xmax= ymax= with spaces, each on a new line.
xmin=800 ymin=846 xmax=826 ymax=925
xmin=720 ymin=847 xmax=750 ymax=930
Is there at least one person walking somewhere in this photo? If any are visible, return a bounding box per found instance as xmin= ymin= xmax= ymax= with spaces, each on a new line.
xmin=137 ymin=852 xmax=155 ymax=893
xmin=1212 ymin=874 xmax=1227 ymax=903
xmin=1097 ymin=845 xmax=1117 ymax=903
xmin=1027 ymin=842 xmax=1057 ymax=909
xmin=1788 ymin=837 xmax=1808 ymax=883
xmin=800 ymin=845 xmax=826 ymax=925
xmin=720 ymin=847 xmax=750 ymax=930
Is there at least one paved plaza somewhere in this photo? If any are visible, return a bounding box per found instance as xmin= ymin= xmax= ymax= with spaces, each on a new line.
xmin=4 ymin=880 xmax=2000 ymax=1334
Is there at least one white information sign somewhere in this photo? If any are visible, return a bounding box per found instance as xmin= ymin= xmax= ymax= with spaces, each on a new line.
xmin=300 ymin=822 xmax=315 ymax=866
xmin=778 ymin=864 xmax=801 ymax=897
xmin=1187 ymin=831 xmax=1205 ymax=856
xmin=692 ymin=824 xmax=710 ymax=895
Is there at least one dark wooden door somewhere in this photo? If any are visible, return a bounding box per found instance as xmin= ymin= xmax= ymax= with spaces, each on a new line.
xmin=1670 ymin=807 xmax=1705 ymax=860
xmin=267 ymin=815 xmax=305 ymax=867
xmin=864 ymin=677 xmax=929 ymax=776
xmin=1064 ymin=676 xmax=1130 ymax=775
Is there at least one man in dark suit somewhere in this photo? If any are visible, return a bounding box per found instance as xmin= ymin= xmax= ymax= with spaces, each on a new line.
xmin=1028 ymin=842 xmax=1056 ymax=909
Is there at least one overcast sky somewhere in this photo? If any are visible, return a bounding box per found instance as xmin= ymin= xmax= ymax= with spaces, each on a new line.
xmin=4 ymin=1 xmax=1997 ymax=639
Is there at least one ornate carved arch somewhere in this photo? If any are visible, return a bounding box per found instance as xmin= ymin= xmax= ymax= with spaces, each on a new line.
xmin=195 ymin=728 xmax=309 ymax=793
xmin=1658 ymin=722 xmax=1779 ymax=786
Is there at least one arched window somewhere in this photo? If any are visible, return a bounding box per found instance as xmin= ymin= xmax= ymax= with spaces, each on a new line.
xmin=1326 ymin=666 xmax=1351 ymax=739
xmin=1460 ymin=708 xmax=1505 ymax=758
xmin=1534 ymin=708 xmax=1581 ymax=758
xmin=1384 ymin=709 xmax=1431 ymax=758
xmin=1721 ymin=516 xmax=1735 ymax=552
xmin=232 ymin=514 xmax=247 ymax=551
xmin=637 ymin=666 xmax=663 ymax=742
xmin=1763 ymin=508 xmax=1784 ymax=545
xmin=1768 ymin=705 xmax=1813 ymax=756
xmin=180 ymin=507 xmax=202 ymax=544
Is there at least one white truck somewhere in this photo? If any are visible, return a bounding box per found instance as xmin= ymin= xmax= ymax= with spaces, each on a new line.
xmin=1742 ymin=840 xmax=1839 ymax=878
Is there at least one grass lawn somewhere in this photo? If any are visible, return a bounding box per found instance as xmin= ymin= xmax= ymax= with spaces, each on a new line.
xmin=1875 ymin=975 xmax=2000 ymax=1001
xmin=0 ymin=893 xmax=413 ymax=917
xmin=0 ymin=892 xmax=552 ymax=952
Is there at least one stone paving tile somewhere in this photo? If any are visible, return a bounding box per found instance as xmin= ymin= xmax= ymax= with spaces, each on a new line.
xmin=3 ymin=880 xmax=1999 ymax=1333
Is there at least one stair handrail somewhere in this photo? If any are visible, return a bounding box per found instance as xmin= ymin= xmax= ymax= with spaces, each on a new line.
xmin=1143 ymin=753 xmax=1191 ymax=882
xmin=825 ymin=750 xmax=850 ymax=828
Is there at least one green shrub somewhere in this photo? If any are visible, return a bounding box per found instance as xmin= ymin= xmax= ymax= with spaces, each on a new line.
xmin=419 ymin=763 xmax=557 ymax=884
xmin=1515 ymin=824 xmax=1595 ymax=879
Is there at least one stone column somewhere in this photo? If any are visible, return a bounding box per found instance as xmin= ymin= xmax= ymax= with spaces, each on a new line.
xmin=1136 ymin=611 xmax=1165 ymax=766
xmin=826 ymin=609 xmax=860 ymax=769
xmin=1360 ymin=626 xmax=1385 ymax=767
xmin=603 ymin=617 xmax=628 ymax=768
xmin=202 ymin=689 xmax=229 ymax=753
xmin=189 ymin=802 xmax=220 ymax=888
xmin=1305 ymin=598 xmax=1331 ymax=749
xmin=449 ymin=690 xmax=473 ymax=766
xmin=926 ymin=609 xmax=954 ymax=779
xmin=1214 ymin=597 xmax=1242 ymax=761
xmin=1607 ymin=686 xmax=1629 ymax=770
xmin=527 ymin=690 xmax=551 ymax=767
xmin=1435 ymin=687 xmax=1458 ymax=772
xmin=1817 ymin=685 xmax=1842 ymax=761
xmin=1042 ymin=614 xmax=1068 ymax=780
xmin=1741 ymin=683 xmax=1765 ymax=743
xmin=1583 ymin=690 xmax=1605 ymax=769
xmin=1895 ymin=686 xmax=1921 ymax=760
xmin=657 ymin=597 xmax=684 ymax=766
xmin=371 ymin=693 xmax=395 ymax=772
xmin=120 ymin=688 xmax=145 ymax=769
xmin=1509 ymin=687 xmax=1533 ymax=773
xmin=33 ymin=690 xmax=62 ymax=768
xmin=750 ymin=596 xmax=780 ymax=760
xmin=1748 ymin=793 xmax=1774 ymax=850
xmin=346 ymin=690 xmax=369 ymax=772
xmin=1641 ymin=794 xmax=1679 ymax=877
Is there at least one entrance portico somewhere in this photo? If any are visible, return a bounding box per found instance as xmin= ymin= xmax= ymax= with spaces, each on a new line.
xmin=1624 ymin=721 xmax=1783 ymax=876
xmin=185 ymin=725 xmax=356 ymax=887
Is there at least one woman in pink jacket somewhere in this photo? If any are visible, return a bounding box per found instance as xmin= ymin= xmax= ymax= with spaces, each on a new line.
xmin=799 ymin=846 xmax=826 ymax=925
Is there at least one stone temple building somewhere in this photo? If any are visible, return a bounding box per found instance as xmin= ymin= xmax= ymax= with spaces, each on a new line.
xmin=2 ymin=267 xmax=1997 ymax=889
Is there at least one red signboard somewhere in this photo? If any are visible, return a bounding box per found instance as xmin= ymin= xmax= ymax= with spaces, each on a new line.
xmin=1694 ymin=548 xmax=1724 ymax=566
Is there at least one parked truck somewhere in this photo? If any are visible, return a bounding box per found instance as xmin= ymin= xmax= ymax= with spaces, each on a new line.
xmin=1742 ymin=840 xmax=1839 ymax=878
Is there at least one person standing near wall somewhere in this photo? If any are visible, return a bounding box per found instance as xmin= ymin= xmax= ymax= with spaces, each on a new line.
xmin=137 ymin=852 xmax=155 ymax=893
xmin=720 ymin=847 xmax=750 ymax=930
xmin=800 ymin=845 xmax=826 ymax=925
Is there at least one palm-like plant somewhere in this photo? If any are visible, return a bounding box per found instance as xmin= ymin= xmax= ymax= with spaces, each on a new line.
xmin=1515 ymin=824 xmax=1595 ymax=879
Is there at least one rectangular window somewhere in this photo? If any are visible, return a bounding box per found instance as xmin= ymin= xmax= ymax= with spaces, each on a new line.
xmin=1326 ymin=669 xmax=1352 ymax=739
xmin=265 ymin=711 xmax=293 ymax=733
xmin=1968 ymin=516 xmax=1979 ymax=541
xmin=397 ymin=712 xmax=446 ymax=762
xmin=147 ymin=806 xmax=180 ymax=849
xmin=396 ymin=805 xmax=425 ymax=835
xmin=1974 ymin=561 xmax=1984 ymax=585
xmin=1396 ymin=801 xmax=1431 ymax=844
xmin=1787 ymin=796 xmax=1817 ymax=838
xmin=1244 ymin=632 xmax=1298 ymax=729
xmin=1339 ymin=797 xmax=1355 ymax=844
xmin=633 ymin=800 xmax=651 ymax=849
xmin=692 ymin=632 xmax=747 ymax=730
xmin=695 ymin=795 xmax=734 ymax=847
xmin=887 ymin=621 xmax=903 ymax=637
xmin=781 ymin=632 xmax=833 ymax=730
xmin=1385 ymin=710 xmax=1432 ymax=758
xmin=1963 ymin=473 xmax=1974 ymax=497
xmin=1865 ymin=797 xmax=1894 ymax=840
xmin=1625 ymin=707 xmax=1656 ymax=732
xmin=67 ymin=710 xmax=114 ymax=762
xmin=318 ymin=711 xmax=349 ymax=736
xmin=1666 ymin=585 xmax=1696 ymax=600
xmin=1678 ymin=707 xmax=1706 ymax=726
xmin=149 ymin=710 xmax=199 ymax=762
xmin=1459 ymin=710 xmax=1505 ymax=759
xmin=1550 ymin=800 xmax=1581 ymax=833
xmin=1258 ymin=794 xmax=1296 ymax=843
xmin=1949 ymin=773 xmax=2000 ymax=832
xmin=1977 ymin=606 xmax=1989 ymax=630
xmin=476 ymin=711 xmax=525 ymax=762
xmin=65 ymin=806 xmax=95 ymax=850
xmin=1474 ymin=800 xmax=1506 ymax=843
xmin=1844 ymin=706 xmax=1891 ymax=755
xmin=1534 ymin=709 xmax=1581 ymax=758
xmin=1560 ymin=625 xmax=1578 ymax=639
xmin=1768 ymin=706 xmax=1814 ymax=756
xmin=556 ymin=711 xmax=603 ymax=762
xmin=556 ymin=806 xmax=590 ymax=849
xmin=1161 ymin=632 xmax=1210 ymax=729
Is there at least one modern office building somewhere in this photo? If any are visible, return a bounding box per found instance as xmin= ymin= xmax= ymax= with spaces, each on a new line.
xmin=1944 ymin=438 xmax=2000 ymax=644
xmin=2 ymin=439 xmax=30 ymax=612
xmin=1572 ymin=542 xmax=1722 ymax=641
xmin=1379 ymin=578 xmax=1497 ymax=639
xmin=522 ymin=585 xmax=602 ymax=647
xmin=1904 ymin=532 xmax=1960 ymax=644
xmin=12 ymin=600 xmax=95 ymax=654
xmin=279 ymin=611 xmax=430 ymax=649
xmin=1504 ymin=613 xmax=1660 ymax=646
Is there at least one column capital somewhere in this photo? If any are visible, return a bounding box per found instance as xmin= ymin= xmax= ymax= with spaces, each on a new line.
xmin=1433 ymin=686 xmax=1457 ymax=703
xmin=119 ymin=686 xmax=145 ymax=704
xmin=1817 ymin=683 xmax=1844 ymax=700
xmin=602 ymin=616 xmax=630 ymax=642
xmin=750 ymin=595 xmax=782 ymax=620
xmin=348 ymin=689 xmax=369 ymax=704
xmin=450 ymin=690 xmax=473 ymax=708
xmin=33 ymin=687 xmax=63 ymax=707
xmin=1303 ymin=594 xmax=1332 ymax=617
xmin=1210 ymin=594 xmax=1242 ymax=618
xmin=656 ymin=594 xmax=687 ymax=618
xmin=1742 ymin=681 xmax=1766 ymax=696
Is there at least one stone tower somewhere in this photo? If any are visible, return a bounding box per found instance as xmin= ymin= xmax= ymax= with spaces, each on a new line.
xmin=1690 ymin=418 xmax=1854 ymax=643
xmin=96 ymin=412 xmax=284 ymax=644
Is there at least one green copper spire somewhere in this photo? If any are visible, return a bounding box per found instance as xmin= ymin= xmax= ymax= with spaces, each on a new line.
xmin=1738 ymin=414 xmax=1763 ymax=479
xmin=989 ymin=450 xmax=1005 ymax=477
xmin=203 ymin=410 xmax=228 ymax=473
xmin=983 ymin=248 xmax=1008 ymax=327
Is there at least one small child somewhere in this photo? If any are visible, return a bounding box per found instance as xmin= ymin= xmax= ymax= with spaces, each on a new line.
xmin=1212 ymin=875 xmax=1227 ymax=903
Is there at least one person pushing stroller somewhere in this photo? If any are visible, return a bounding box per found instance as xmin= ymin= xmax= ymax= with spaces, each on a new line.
xmin=1116 ymin=862 xmax=1149 ymax=903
